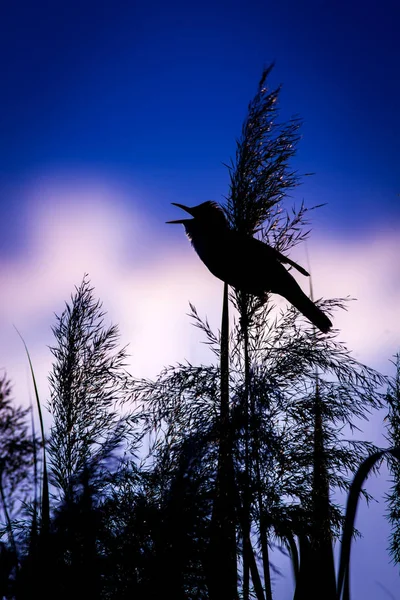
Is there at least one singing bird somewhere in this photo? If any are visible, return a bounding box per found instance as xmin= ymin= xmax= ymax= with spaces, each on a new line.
xmin=167 ymin=201 xmax=332 ymax=333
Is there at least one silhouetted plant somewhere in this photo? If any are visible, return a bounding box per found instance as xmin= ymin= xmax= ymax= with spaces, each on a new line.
xmin=95 ymin=435 xmax=213 ymax=599
xmin=385 ymin=353 xmax=400 ymax=567
xmin=47 ymin=275 xmax=139 ymax=503
xmin=222 ymin=65 xmax=386 ymax=599
xmin=0 ymin=374 xmax=35 ymax=525
xmin=138 ymin=65 xmax=386 ymax=599
xmin=337 ymin=446 xmax=400 ymax=600
xmin=0 ymin=374 xmax=36 ymax=559
xmin=40 ymin=276 xmax=143 ymax=599
xmin=0 ymin=373 xmax=37 ymax=598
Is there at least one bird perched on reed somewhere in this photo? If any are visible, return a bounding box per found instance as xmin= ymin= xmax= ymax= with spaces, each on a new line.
xmin=167 ymin=201 xmax=332 ymax=333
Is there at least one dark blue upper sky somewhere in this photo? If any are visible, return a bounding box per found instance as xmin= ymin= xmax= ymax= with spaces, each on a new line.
xmin=1 ymin=0 xmax=399 ymax=253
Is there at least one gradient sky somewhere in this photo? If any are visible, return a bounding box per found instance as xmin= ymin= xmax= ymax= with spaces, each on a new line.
xmin=1 ymin=1 xmax=399 ymax=598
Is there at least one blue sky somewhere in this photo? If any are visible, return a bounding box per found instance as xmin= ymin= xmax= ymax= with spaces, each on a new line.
xmin=1 ymin=0 xmax=399 ymax=239
xmin=1 ymin=0 xmax=399 ymax=597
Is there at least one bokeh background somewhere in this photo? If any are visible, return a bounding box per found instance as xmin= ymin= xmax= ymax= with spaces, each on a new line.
xmin=1 ymin=1 xmax=399 ymax=597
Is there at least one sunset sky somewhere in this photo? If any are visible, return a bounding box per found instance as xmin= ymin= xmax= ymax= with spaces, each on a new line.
xmin=1 ymin=0 xmax=399 ymax=597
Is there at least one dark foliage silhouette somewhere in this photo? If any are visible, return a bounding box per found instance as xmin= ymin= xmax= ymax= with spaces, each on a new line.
xmin=47 ymin=276 xmax=139 ymax=503
xmin=385 ymin=353 xmax=400 ymax=566
xmin=0 ymin=374 xmax=36 ymax=598
xmin=0 ymin=374 xmax=35 ymax=523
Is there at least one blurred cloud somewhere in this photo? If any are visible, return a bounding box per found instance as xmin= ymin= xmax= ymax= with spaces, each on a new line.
xmin=1 ymin=176 xmax=399 ymax=411
xmin=0 ymin=177 xmax=223 ymax=409
xmin=302 ymin=234 xmax=400 ymax=370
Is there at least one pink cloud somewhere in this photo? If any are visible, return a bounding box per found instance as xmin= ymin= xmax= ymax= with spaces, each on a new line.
xmin=1 ymin=176 xmax=398 ymax=411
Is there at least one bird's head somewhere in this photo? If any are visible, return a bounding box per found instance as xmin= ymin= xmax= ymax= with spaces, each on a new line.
xmin=166 ymin=201 xmax=228 ymax=230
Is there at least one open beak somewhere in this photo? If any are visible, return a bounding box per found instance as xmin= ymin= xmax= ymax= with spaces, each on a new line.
xmin=166 ymin=202 xmax=195 ymax=224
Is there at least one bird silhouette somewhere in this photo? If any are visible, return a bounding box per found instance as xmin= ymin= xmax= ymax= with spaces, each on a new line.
xmin=167 ymin=201 xmax=332 ymax=333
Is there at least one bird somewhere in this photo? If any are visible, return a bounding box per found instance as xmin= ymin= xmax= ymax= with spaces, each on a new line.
xmin=167 ymin=201 xmax=332 ymax=333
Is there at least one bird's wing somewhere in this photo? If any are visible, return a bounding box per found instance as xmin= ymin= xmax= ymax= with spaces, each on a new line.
xmin=250 ymin=237 xmax=310 ymax=277
xmin=275 ymin=251 xmax=310 ymax=277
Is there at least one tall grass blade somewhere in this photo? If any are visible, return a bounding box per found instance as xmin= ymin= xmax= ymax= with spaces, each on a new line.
xmin=14 ymin=327 xmax=50 ymax=536
xmin=337 ymin=447 xmax=400 ymax=600
xmin=29 ymin=400 xmax=38 ymax=550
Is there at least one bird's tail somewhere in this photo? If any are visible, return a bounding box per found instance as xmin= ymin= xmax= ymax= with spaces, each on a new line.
xmin=290 ymin=289 xmax=332 ymax=333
